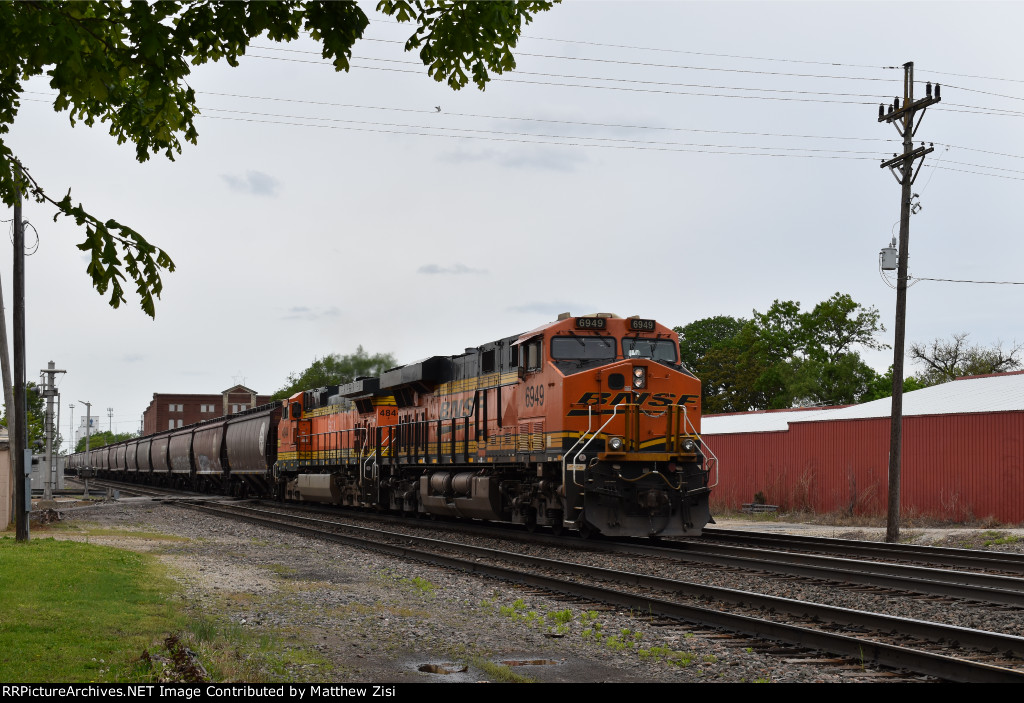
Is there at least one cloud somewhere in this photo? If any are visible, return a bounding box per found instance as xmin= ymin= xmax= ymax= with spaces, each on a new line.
xmin=417 ymin=263 xmax=488 ymax=275
xmin=121 ymin=353 xmax=145 ymax=363
xmin=281 ymin=306 xmax=341 ymax=321
xmin=441 ymin=146 xmax=586 ymax=172
xmin=507 ymin=301 xmax=584 ymax=316
xmin=221 ymin=170 xmax=281 ymax=197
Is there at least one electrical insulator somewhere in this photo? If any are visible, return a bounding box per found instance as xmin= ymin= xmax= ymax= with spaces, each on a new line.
xmin=926 ymin=82 xmax=932 ymax=98
xmin=878 ymin=104 xmax=884 ymax=119
xmin=894 ymin=97 xmax=900 ymax=110
xmin=935 ymin=84 xmax=941 ymax=99
xmin=888 ymin=104 xmax=894 ymax=115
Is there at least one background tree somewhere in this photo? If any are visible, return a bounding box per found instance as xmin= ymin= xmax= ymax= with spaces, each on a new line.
xmin=274 ymin=347 xmax=397 ymax=400
xmin=1 ymin=0 xmax=558 ymax=316
xmin=909 ymin=333 xmax=1022 ymax=385
xmin=675 ymin=316 xmax=764 ymax=413
xmin=74 ymin=430 xmax=136 ymax=453
xmin=676 ymin=292 xmax=887 ymax=412
xmin=1 ymin=382 xmax=60 ymax=451
xmin=860 ymin=365 xmax=929 ymax=402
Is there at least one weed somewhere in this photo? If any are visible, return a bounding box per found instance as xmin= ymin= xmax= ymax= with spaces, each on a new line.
xmin=982 ymin=531 xmax=1021 ymax=547
xmin=469 ymin=658 xmax=537 ymax=684
xmin=406 ymin=577 xmax=437 ymax=595
xmin=638 ymin=644 xmax=694 ymax=667
xmin=265 ymin=563 xmax=297 ymax=577
xmin=546 ymin=608 xmax=573 ymax=625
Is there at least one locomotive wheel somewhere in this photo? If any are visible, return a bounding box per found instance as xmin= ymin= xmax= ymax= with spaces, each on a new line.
xmin=524 ymin=508 xmax=538 ymax=533
xmin=550 ymin=511 xmax=565 ymax=536
xmin=578 ymin=518 xmax=599 ymax=540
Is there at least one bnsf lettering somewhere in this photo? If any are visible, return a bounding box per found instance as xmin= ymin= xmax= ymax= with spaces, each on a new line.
xmin=650 ymin=392 xmax=675 ymax=407
xmin=574 ymin=392 xmax=697 ymax=407
xmin=577 ymin=392 xmax=612 ymax=405
xmin=439 ymin=398 xmax=475 ymax=420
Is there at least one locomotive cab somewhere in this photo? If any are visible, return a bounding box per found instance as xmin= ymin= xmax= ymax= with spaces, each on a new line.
xmin=515 ymin=313 xmax=716 ymax=537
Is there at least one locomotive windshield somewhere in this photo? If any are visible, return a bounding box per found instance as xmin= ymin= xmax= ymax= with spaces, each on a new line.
xmin=622 ymin=338 xmax=678 ymax=363
xmin=551 ymin=336 xmax=616 ymax=361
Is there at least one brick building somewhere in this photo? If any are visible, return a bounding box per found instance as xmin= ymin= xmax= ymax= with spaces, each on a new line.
xmin=142 ymin=385 xmax=273 ymax=436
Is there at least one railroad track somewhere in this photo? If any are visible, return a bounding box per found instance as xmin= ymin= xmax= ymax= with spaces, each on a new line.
xmin=695 ymin=528 xmax=1024 ymax=575
xmin=240 ymin=499 xmax=1024 ymax=610
xmin=599 ymin=537 xmax=1024 ymax=608
xmin=175 ymin=499 xmax=1024 ymax=683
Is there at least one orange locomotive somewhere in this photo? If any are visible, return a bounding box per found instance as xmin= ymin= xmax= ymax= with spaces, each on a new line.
xmin=275 ymin=313 xmax=717 ymax=537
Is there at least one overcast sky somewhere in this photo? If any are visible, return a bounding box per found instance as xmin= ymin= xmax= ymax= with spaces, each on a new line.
xmin=5 ymin=1 xmax=1024 ymax=446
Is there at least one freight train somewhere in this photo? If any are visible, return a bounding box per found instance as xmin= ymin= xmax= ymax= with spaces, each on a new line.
xmin=70 ymin=313 xmax=718 ymax=537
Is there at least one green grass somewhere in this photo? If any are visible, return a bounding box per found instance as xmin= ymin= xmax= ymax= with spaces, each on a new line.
xmin=0 ymin=536 xmax=335 ymax=683
xmin=0 ymin=536 xmax=185 ymax=682
xmin=981 ymin=531 xmax=1021 ymax=547
xmin=470 ymin=658 xmax=537 ymax=683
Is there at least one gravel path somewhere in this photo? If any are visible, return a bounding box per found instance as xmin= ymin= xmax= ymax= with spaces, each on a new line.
xmin=46 ymin=497 xmax=1024 ymax=683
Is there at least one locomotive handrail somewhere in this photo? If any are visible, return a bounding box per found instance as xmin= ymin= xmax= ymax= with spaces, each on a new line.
xmin=301 ymin=426 xmax=367 ymax=465
xmin=363 ymin=431 xmax=394 ymax=481
xmin=562 ymin=403 xmax=624 ymax=489
xmin=677 ymin=403 xmax=719 ymax=489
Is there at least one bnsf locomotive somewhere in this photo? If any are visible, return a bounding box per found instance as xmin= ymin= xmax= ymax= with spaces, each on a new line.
xmin=72 ymin=313 xmax=717 ymax=537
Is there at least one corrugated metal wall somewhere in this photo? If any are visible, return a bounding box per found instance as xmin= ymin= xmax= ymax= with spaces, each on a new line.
xmin=704 ymin=411 xmax=1024 ymax=522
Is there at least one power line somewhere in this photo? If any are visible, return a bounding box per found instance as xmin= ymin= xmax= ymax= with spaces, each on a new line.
xmin=199 ymin=105 xmax=882 ymax=155
xmin=911 ymin=276 xmax=1024 ymax=285
xmin=198 ymin=112 xmax=876 ymax=160
xmin=21 ymin=91 xmax=1024 ymax=178
xmin=248 ymin=54 xmax=884 ymax=106
xmin=243 ymin=51 xmax=1024 ymax=117
xmin=255 ymin=42 xmax=898 ymax=83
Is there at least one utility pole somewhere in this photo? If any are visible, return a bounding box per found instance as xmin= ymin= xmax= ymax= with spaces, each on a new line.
xmin=80 ymin=401 xmax=92 ymax=498
xmin=39 ymin=362 xmax=66 ymax=500
xmin=877 ymin=62 xmax=940 ymax=543
xmin=0 ymin=228 xmax=13 ymax=531
xmin=107 ymin=406 xmax=113 ymax=433
xmin=13 ymin=163 xmax=28 ymax=541
xmin=68 ymin=403 xmax=75 ymax=454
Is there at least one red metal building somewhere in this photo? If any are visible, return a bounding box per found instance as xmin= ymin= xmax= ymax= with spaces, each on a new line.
xmin=702 ymin=372 xmax=1024 ymax=523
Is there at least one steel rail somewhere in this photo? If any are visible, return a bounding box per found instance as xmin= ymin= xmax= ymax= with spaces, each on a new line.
xmin=599 ymin=539 xmax=1024 ymax=607
xmin=181 ymin=501 xmax=1024 ymax=682
xmin=700 ymin=528 xmax=1024 ymax=573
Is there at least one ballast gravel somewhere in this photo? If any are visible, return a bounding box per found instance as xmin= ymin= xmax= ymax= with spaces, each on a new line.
xmin=51 ymin=498 xmax=1021 ymax=684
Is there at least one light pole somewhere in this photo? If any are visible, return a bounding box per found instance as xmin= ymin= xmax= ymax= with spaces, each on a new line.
xmin=79 ymin=400 xmax=91 ymax=497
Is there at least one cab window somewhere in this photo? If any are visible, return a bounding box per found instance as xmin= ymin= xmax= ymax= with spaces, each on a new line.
xmin=551 ymin=336 xmax=616 ymax=361
xmin=621 ymin=338 xmax=678 ymax=363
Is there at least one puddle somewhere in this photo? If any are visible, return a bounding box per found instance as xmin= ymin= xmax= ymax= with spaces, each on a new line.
xmin=500 ymin=659 xmax=558 ymax=667
xmin=417 ymin=663 xmax=468 ymax=675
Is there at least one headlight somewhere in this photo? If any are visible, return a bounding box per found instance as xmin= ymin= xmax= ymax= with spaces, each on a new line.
xmin=632 ymin=366 xmax=646 ymax=388
xmin=682 ymin=439 xmax=697 ymax=452
xmin=609 ymin=437 xmax=624 ymax=451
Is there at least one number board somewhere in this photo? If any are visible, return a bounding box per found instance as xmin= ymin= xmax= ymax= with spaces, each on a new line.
xmin=575 ymin=317 xmax=606 ymax=330
xmin=629 ymin=318 xmax=656 ymax=331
